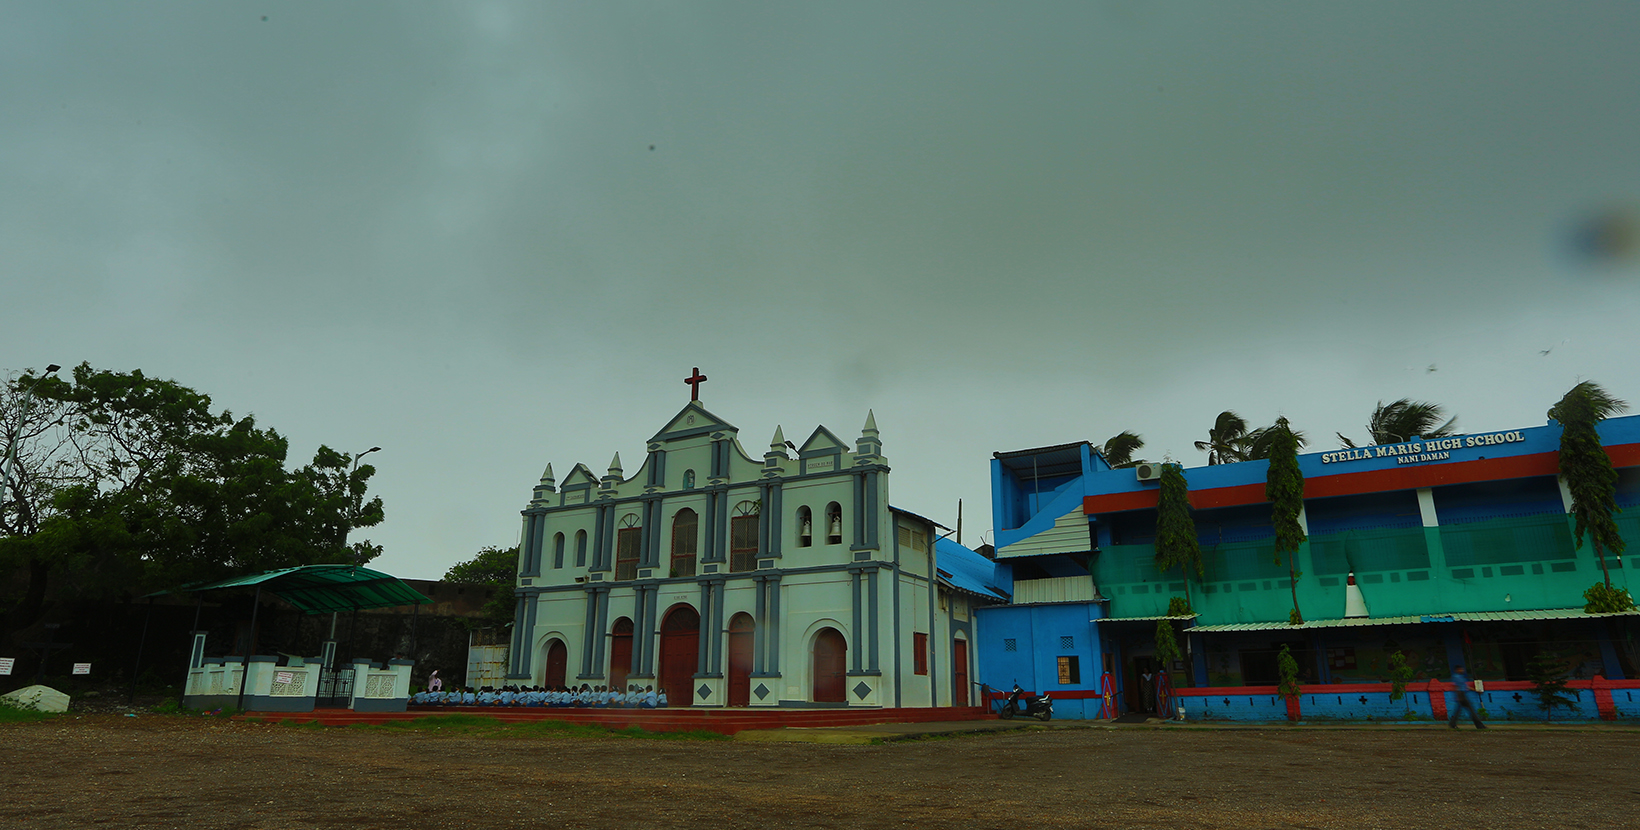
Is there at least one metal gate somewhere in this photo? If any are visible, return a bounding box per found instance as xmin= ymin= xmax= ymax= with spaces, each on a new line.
xmin=316 ymin=667 xmax=353 ymax=708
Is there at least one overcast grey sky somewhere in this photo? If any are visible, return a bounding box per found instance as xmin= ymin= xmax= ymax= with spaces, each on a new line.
xmin=4 ymin=1 xmax=1637 ymax=578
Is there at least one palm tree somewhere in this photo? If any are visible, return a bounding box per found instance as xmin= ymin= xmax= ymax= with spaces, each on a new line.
xmin=1243 ymin=421 xmax=1308 ymax=461
xmin=1265 ymin=416 xmax=1306 ymax=624
xmin=1195 ymin=411 xmax=1251 ymax=465
xmin=1548 ymin=381 xmax=1629 ymax=590
xmin=1196 ymin=411 xmax=1308 ymax=463
xmin=1098 ymin=431 xmax=1144 ymax=468
xmin=1337 ymin=399 xmax=1457 ymax=448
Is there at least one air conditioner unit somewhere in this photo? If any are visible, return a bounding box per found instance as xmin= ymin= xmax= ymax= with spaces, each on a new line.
xmin=1135 ymin=462 xmax=1165 ymax=482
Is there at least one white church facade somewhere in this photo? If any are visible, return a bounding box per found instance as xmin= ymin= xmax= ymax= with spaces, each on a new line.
xmin=504 ymin=388 xmax=984 ymax=708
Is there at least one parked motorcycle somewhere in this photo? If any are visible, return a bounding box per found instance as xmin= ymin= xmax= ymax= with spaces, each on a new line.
xmin=998 ymin=684 xmax=1053 ymax=721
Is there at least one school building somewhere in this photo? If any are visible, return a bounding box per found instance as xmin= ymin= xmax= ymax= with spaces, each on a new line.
xmin=974 ymin=414 xmax=1640 ymax=721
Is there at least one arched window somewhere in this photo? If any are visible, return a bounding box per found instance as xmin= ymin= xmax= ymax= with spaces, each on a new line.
xmin=552 ymin=532 xmax=566 ymax=569
xmin=682 ymin=469 xmax=695 ymax=489
xmin=730 ymin=500 xmax=759 ymax=572
xmin=796 ymin=506 xmax=813 ymax=548
xmin=671 ymin=508 xmax=698 ymax=578
xmin=574 ymin=529 xmax=587 ymax=567
xmin=825 ymin=502 xmax=843 ymax=545
xmin=616 ymin=514 xmax=641 ymax=580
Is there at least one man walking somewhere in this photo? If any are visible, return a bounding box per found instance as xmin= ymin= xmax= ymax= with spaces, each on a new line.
xmin=1448 ymin=665 xmax=1486 ymax=729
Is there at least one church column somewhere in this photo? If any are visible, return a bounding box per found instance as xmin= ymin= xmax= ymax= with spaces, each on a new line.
xmin=579 ymin=587 xmax=598 ymax=678
xmin=768 ymin=575 xmax=781 ymax=670
xmin=865 ymin=473 xmax=881 ymax=548
xmin=591 ymin=588 xmax=610 ymax=678
xmin=757 ymin=483 xmax=771 ymax=554
xmin=590 ymin=505 xmax=608 ymax=572
xmin=518 ymin=595 xmax=539 ymax=679
xmin=630 ymin=586 xmax=648 ymax=677
xmin=753 ymin=576 xmax=767 ymax=674
xmin=849 ymin=568 xmax=864 ymax=672
xmin=852 ymin=475 xmax=866 ymax=547
xmin=697 ymin=580 xmax=713 ymax=676
xmin=507 ymin=594 xmax=529 ymax=677
xmin=867 ymin=569 xmax=881 ymax=671
xmin=709 ymin=579 xmax=727 ymax=676
xmin=641 ymin=586 xmax=660 ymax=675
xmin=715 ymin=488 xmax=730 ymax=563
xmin=766 ymin=484 xmax=782 ymax=558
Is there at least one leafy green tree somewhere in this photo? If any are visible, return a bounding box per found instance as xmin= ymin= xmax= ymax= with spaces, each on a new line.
xmin=1526 ymin=651 xmax=1577 ymax=721
xmin=444 ymin=545 xmax=520 ymax=627
xmin=1195 ymin=410 xmax=1251 ymax=465
xmin=1097 ymin=431 xmax=1144 ymax=468
xmin=1154 ymin=464 xmax=1204 ymax=607
xmin=1336 ymin=399 xmax=1458 ymax=448
xmin=1548 ymin=381 xmax=1629 ymax=592
xmin=1 ymin=364 xmax=384 ymax=637
xmin=1387 ymin=650 xmax=1415 ymax=714
xmin=1277 ymin=644 xmax=1301 ymax=700
xmin=1264 ymin=417 xmax=1306 ymax=624
xmin=1154 ymin=617 xmax=1181 ymax=675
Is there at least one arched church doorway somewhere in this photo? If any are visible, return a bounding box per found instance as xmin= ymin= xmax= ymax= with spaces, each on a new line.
xmin=813 ymin=627 xmax=847 ymax=703
xmin=727 ymin=613 xmax=754 ymax=707
xmin=659 ymin=605 xmax=700 ymax=707
xmin=609 ymin=618 xmax=633 ymax=690
xmin=543 ymin=639 xmax=567 ymax=689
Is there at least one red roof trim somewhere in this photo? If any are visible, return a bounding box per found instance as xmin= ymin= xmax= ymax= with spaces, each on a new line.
xmin=1083 ymin=443 xmax=1640 ymax=515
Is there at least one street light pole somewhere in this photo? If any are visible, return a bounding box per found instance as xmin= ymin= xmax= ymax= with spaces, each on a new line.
xmin=1 ymin=363 xmax=61 ymax=527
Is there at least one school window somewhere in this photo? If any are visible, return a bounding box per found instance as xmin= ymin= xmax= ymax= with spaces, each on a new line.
xmin=1057 ymin=656 xmax=1080 ymax=685
xmin=1003 ymin=638 xmax=1017 ymax=652
xmin=913 ymin=632 xmax=928 ymax=675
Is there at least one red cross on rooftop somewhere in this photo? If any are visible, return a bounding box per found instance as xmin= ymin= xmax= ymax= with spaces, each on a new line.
xmin=684 ymin=367 xmax=708 ymax=401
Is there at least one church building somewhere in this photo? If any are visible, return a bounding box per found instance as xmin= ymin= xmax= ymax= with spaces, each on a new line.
xmin=504 ymin=375 xmax=999 ymax=708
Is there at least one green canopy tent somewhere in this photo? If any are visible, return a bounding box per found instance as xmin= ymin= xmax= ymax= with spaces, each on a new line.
xmin=140 ymin=564 xmax=431 ymax=709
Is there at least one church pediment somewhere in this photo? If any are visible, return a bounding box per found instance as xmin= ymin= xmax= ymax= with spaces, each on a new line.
xmin=650 ymin=401 xmax=738 ymax=443
xmin=798 ymin=425 xmax=848 ymax=456
xmin=561 ymin=463 xmax=599 ymax=487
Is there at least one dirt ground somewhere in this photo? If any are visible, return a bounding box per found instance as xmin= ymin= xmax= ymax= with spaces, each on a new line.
xmin=2 ymin=715 xmax=1637 ymax=830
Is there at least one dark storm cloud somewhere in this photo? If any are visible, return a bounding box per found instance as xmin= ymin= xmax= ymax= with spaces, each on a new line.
xmin=3 ymin=1 xmax=1637 ymax=574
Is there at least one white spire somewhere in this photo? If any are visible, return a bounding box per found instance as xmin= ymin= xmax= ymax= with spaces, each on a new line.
xmin=540 ymin=463 xmax=555 ymax=484
xmin=607 ymin=452 xmax=622 ymax=475
xmin=862 ymin=409 xmax=879 ymax=436
xmin=770 ymin=425 xmax=786 ymax=450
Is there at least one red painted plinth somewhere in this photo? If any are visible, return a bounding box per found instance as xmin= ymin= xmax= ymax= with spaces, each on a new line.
xmin=237 ymin=705 xmax=995 ymax=735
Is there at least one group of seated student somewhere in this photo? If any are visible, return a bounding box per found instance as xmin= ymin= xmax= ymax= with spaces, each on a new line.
xmin=412 ymin=683 xmax=668 ymax=708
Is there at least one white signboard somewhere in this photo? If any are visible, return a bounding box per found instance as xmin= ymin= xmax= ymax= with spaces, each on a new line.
xmin=72 ymin=663 xmax=91 ymax=675
xmin=274 ymin=671 xmax=295 ymax=685
xmin=0 ymin=657 xmax=13 ymax=675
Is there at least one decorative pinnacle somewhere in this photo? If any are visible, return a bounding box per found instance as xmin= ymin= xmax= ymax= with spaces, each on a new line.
xmin=770 ymin=425 xmax=786 ymax=451
xmin=540 ymin=463 xmax=555 ymax=485
xmin=862 ymin=409 xmax=879 ymax=437
xmin=607 ymin=452 xmax=622 ymax=475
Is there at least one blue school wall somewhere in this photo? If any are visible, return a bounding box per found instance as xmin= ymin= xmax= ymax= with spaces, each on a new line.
xmin=974 ymin=600 xmax=1105 ymax=718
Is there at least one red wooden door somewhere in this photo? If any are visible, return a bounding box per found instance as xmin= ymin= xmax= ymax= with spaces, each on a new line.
xmin=545 ymin=639 xmax=567 ymax=688
xmin=813 ymin=628 xmax=847 ymax=703
xmin=727 ymin=614 xmax=754 ymax=707
xmin=609 ymin=618 xmax=634 ymax=690
xmin=659 ymin=606 xmax=700 ymax=707
xmin=953 ymin=639 xmax=969 ymax=706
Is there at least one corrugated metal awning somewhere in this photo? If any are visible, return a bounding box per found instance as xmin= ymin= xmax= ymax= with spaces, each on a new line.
xmin=1095 ymin=614 xmax=1199 ymax=623
xmin=1188 ymin=608 xmax=1639 ymax=632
